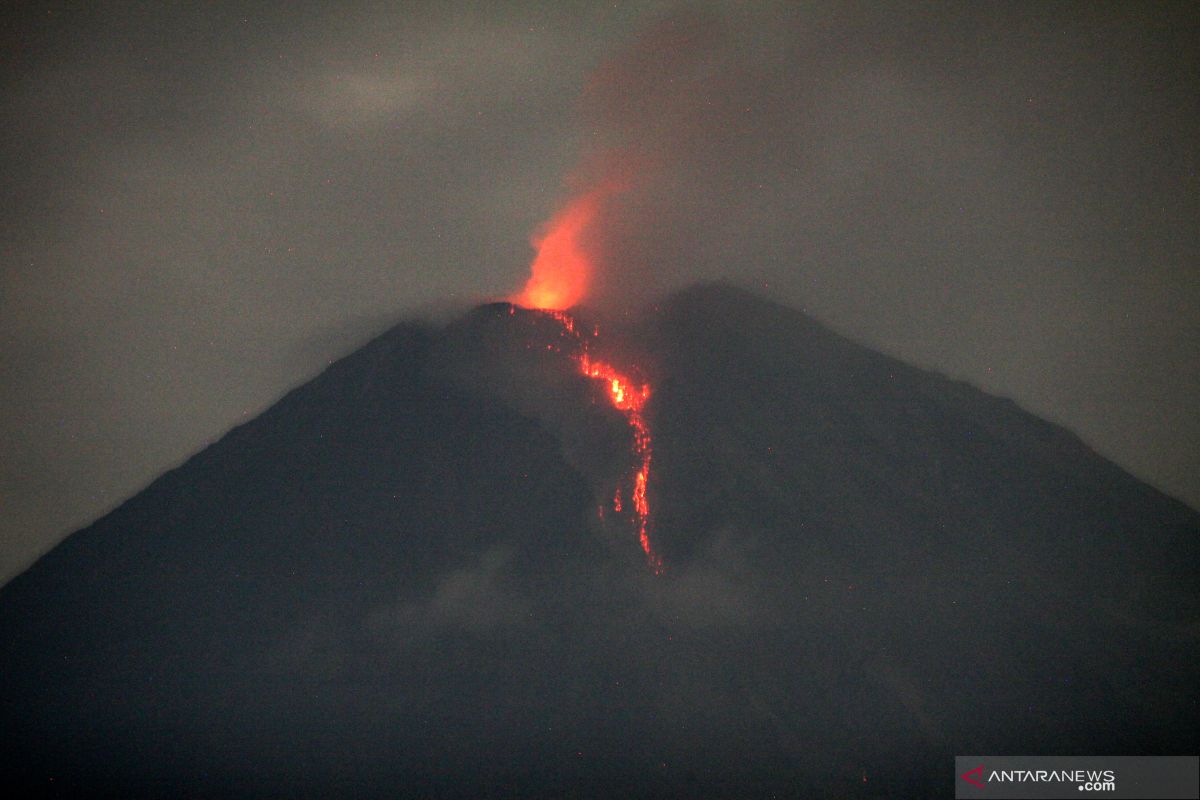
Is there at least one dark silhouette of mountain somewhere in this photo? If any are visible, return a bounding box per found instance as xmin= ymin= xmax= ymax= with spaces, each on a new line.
xmin=2 ymin=283 xmax=1196 ymax=798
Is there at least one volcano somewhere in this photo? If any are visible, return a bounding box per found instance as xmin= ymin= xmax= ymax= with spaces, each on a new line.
xmin=2 ymin=283 xmax=1196 ymax=797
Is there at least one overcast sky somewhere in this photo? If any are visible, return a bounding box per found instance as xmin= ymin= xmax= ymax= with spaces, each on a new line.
xmin=2 ymin=1 xmax=1197 ymax=583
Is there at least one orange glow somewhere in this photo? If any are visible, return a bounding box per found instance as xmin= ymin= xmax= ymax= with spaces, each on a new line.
xmin=531 ymin=310 xmax=662 ymax=573
xmin=510 ymin=191 xmax=604 ymax=310
xmin=579 ymin=351 xmax=660 ymax=572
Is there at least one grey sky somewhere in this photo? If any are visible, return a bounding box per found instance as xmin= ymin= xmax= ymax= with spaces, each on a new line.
xmin=2 ymin=1 xmax=1197 ymax=583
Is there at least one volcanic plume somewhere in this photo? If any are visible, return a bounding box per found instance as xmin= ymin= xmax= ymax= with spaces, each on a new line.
xmin=510 ymin=189 xmax=604 ymax=312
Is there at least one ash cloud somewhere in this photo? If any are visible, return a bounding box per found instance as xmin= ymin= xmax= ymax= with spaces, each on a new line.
xmin=556 ymin=4 xmax=1200 ymax=513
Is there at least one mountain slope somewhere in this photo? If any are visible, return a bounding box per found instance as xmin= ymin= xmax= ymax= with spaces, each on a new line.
xmin=1 ymin=283 xmax=1195 ymax=798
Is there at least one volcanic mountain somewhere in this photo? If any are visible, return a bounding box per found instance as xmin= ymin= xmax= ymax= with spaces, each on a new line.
xmin=2 ymin=283 xmax=1196 ymax=797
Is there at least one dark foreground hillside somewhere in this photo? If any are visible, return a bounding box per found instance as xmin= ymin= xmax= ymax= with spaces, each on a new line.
xmin=2 ymin=283 xmax=1196 ymax=798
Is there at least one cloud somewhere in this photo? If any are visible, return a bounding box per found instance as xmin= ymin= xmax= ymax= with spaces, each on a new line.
xmin=301 ymin=72 xmax=428 ymax=126
xmin=365 ymin=546 xmax=532 ymax=637
xmin=643 ymin=526 xmax=760 ymax=629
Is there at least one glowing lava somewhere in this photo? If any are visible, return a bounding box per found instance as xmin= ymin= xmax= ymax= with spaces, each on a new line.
xmin=539 ymin=309 xmax=662 ymax=573
xmin=578 ymin=350 xmax=659 ymax=572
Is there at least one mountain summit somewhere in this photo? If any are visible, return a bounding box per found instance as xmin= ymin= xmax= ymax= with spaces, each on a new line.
xmin=2 ymin=283 xmax=1196 ymax=797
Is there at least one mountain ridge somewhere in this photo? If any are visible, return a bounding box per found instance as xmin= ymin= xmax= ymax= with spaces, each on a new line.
xmin=1 ymin=281 xmax=1195 ymax=797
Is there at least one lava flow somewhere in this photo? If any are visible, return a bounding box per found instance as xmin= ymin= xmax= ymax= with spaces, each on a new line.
xmin=546 ymin=310 xmax=662 ymax=574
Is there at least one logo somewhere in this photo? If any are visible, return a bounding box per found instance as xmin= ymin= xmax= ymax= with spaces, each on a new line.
xmin=960 ymin=764 xmax=985 ymax=788
xmin=956 ymin=756 xmax=1198 ymax=799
